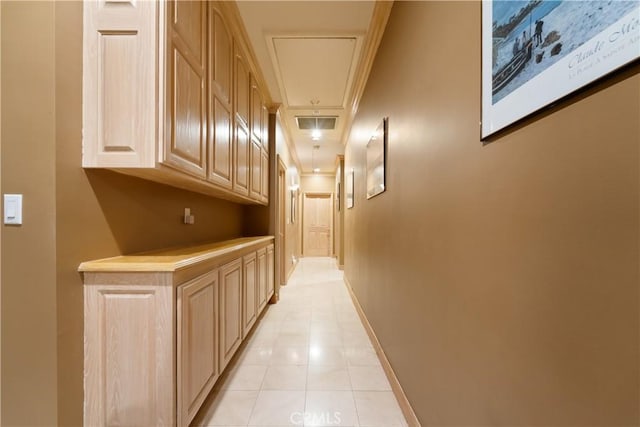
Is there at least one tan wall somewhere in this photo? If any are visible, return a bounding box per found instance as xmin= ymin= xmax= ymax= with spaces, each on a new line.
xmin=335 ymin=158 xmax=345 ymax=267
xmin=344 ymin=2 xmax=639 ymax=425
xmin=3 ymin=2 xmax=246 ymax=425
xmin=274 ymin=115 xmax=302 ymax=281
xmin=1 ymin=2 xmax=58 ymax=424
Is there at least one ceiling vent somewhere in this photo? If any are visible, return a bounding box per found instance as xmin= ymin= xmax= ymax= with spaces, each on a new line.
xmin=296 ymin=116 xmax=337 ymax=130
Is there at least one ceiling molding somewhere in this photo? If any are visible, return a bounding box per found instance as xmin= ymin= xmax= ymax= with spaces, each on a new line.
xmin=215 ymin=1 xmax=274 ymax=105
xmin=276 ymin=110 xmax=303 ymax=173
xmin=340 ymin=1 xmax=394 ymax=146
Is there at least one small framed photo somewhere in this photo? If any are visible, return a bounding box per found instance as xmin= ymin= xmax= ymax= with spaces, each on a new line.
xmin=366 ymin=118 xmax=387 ymax=199
xmin=346 ymin=168 xmax=354 ymax=209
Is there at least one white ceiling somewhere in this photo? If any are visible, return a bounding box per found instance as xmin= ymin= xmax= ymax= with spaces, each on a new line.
xmin=236 ymin=1 xmax=377 ymax=174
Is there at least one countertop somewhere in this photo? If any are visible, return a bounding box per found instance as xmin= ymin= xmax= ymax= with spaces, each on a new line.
xmin=78 ymin=236 xmax=274 ymax=273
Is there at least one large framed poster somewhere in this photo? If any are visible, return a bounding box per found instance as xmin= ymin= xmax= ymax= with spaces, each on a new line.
xmin=482 ymin=0 xmax=639 ymax=139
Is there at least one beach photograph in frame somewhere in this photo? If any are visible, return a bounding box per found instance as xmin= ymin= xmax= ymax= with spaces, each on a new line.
xmin=482 ymin=0 xmax=639 ymax=139
xmin=366 ymin=118 xmax=387 ymax=199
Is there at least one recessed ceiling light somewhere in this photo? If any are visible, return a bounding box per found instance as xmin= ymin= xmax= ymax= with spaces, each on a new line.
xmin=313 ymin=168 xmax=320 ymax=173
xmin=311 ymin=129 xmax=321 ymax=140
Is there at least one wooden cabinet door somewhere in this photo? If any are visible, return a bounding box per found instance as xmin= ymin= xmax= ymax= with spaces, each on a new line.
xmin=260 ymin=150 xmax=269 ymax=203
xmin=83 ymin=0 xmax=159 ymax=168
xmin=261 ymin=105 xmax=269 ymax=153
xmin=165 ymin=0 xmax=207 ymax=178
xmin=209 ymin=6 xmax=232 ymax=105
xmin=219 ymin=258 xmax=243 ymax=371
xmin=209 ymin=97 xmax=233 ymax=189
xmin=250 ymin=77 xmax=263 ymax=143
xmin=266 ymin=244 xmax=275 ymax=300
xmin=84 ymin=284 xmax=174 ymax=427
xmin=234 ymin=48 xmax=250 ymax=128
xmin=233 ymin=123 xmax=250 ymax=196
xmin=243 ymin=252 xmax=257 ymax=337
xmin=208 ymin=6 xmax=233 ymax=189
xmin=249 ymin=140 xmax=262 ymax=200
xmin=177 ymin=270 xmax=219 ymax=427
xmin=257 ymin=248 xmax=267 ymax=313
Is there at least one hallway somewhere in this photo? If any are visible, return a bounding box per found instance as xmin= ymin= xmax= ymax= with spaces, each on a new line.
xmin=193 ymin=258 xmax=408 ymax=426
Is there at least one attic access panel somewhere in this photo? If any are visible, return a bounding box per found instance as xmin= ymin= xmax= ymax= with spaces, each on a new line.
xmin=272 ymin=37 xmax=358 ymax=108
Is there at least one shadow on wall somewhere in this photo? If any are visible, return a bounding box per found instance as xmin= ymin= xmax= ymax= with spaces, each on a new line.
xmin=85 ymin=169 xmax=245 ymax=254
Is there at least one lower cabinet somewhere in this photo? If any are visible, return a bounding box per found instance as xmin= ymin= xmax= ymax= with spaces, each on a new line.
xmin=242 ymin=252 xmax=258 ymax=337
xmin=257 ymin=247 xmax=267 ymax=313
xmin=267 ymin=244 xmax=275 ymax=300
xmin=177 ymin=270 xmax=219 ymax=427
xmin=219 ymin=257 xmax=243 ymax=371
xmin=80 ymin=237 xmax=275 ymax=427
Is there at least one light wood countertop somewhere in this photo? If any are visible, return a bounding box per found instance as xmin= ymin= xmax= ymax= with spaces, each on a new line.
xmin=78 ymin=236 xmax=274 ymax=273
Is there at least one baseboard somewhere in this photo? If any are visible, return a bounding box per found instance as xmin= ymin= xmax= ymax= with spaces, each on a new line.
xmin=343 ymin=276 xmax=421 ymax=427
xmin=284 ymin=258 xmax=298 ymax=284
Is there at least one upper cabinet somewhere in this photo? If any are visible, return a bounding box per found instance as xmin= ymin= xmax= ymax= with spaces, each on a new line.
xmin=82 ymin=0 xmax=271 ymax=205
xmin=165 ymin=1 xmax=207 ymax=178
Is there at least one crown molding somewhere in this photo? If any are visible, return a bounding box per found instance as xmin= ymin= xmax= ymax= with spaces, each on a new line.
xmin=341 ymin=1 xmax=394 ymax=146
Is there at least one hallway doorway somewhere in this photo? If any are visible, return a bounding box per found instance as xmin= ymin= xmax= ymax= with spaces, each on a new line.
xmin=302 ymin=193 xmax=333 ymax=257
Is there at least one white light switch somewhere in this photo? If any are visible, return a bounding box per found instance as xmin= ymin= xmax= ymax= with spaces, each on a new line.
xmin=4 ymin=194 xmax=23 ymax=225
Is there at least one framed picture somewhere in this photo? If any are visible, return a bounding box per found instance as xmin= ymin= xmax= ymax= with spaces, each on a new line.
xmin=366 ymin=118 xmax=387 ymax=199
xmin=290 ymin=189 xmax=297 ymax=223
xmin=482 ymin=0 xmax=640 ymax=139
xmin=346 ymin=168 xmax=354 ymax=209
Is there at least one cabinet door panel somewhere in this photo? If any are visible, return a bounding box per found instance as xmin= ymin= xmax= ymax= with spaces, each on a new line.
xmin=251 ymin=78 xmax=263 ymax=143
xmin=166 ymin=1 xmax=206 ymax=178
xmin=233 ymin=123 xmax=250 ymax=196
xmin=235 ymin=50 xmax=250 ymax=127
xmin=243 ymin=252 xmax=258 ymax=337
xmin=249 ymin=140 xmax=262 ymax=200
xmin=83 ymin=0 xmax=157 ymax=167
xmin=261 ymin=105 xmax=269 ymax=152
xmin=219 ymin=259 xmax=243 ymax=371
xmin=210 ymin=7 xmax=232 ymax=105
xmin=261 ymin=150 xmax=269 ymax=203
xmin=177 ymin=271 xmax=219 ymax=427
xmin=84 ymin=285 xmax=174 ymax=427
xmin=267 ymin=245 xmax=275 ymax=300
xmin=208 ymin=96 xmax=233 ymax=188
xmin=257 ymin=248 xmax=267 ymax=313
xmin=173 ymin=0 xmax=204 ymax=64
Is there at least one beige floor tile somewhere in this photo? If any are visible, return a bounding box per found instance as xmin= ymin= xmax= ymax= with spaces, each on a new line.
xmin=304 ymin=391 xmax=358 ymax=426
xmin=347 ymin=366 xmax=391 ymax=391
xmin=307 ymin=365 xmax=351 ymax=391
xmin=237 ymin=346 xmax=273 ymax=366
xmin=262 ymin=365 xmax=308 ymax=390
xmin=270 ymin=346 xmax=309 ymax=365
xmin=308 ymin=346 xmax=347 ymax=366
xmin=194 ymin=390 xmax=258 ymax=426
xmin=353 ymin=391 xmax=407 ymax=426
xmin=248 ymin=390 xmax=306 ymax=426
xmin=219 ymin=365 xmax=267 ymax=390
xmin=344 ymin=347 xmax=381 ymax=367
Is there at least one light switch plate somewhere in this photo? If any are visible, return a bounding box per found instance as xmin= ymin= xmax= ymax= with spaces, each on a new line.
xmin=4 ymin=194 xmax=23 ymax=225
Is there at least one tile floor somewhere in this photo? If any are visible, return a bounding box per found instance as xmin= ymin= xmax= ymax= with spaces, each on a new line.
xmin=192 ymin=257 xmax=408 ymax=427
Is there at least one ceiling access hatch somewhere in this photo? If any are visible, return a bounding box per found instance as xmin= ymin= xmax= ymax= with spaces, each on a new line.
xmin=296 ymin=116 xmax=338 ymax=130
